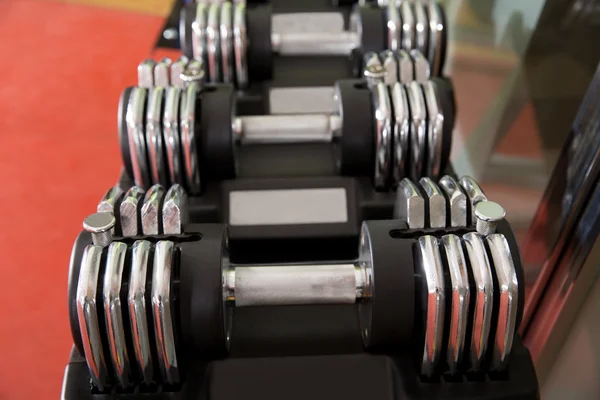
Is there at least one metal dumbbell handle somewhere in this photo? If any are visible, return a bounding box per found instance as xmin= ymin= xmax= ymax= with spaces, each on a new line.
xmin=224 ymin=261 xmax=370 ymax=306
xmin=232 ymin=114 xmax=342 ymax=144
xmin=270 ymin=31 xmax=361 ymax=56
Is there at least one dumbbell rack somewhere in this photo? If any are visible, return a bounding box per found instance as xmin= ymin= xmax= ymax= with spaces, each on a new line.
xmin=62 ymin=1 xmax=539 ymax=399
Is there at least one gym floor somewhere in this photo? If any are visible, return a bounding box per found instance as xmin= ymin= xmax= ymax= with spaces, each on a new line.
xmin=0 ymin=1 xmax=177 ymax=397
xmin=0 ymin=1 xmax=540 ymax=398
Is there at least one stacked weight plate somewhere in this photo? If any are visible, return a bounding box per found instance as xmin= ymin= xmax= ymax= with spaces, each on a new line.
xmin=61 ymin=1 xmax=539 ymax=399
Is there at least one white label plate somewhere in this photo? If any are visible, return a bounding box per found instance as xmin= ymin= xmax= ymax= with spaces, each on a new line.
xmin=229 ymin=188 xmax=348 ymax=226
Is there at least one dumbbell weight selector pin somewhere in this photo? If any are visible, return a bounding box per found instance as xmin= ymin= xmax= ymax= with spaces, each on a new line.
xmin=83 ymin=212 xmax=115 ymax=247
xmin=474 ymin=200 xmax=506 ymax=236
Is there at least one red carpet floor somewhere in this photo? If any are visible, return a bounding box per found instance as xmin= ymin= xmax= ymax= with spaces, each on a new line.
xmin=0 ymin=1 xmax=174 ymax=397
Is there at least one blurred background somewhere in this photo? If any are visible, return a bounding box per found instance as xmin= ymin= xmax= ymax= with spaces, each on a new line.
xmin=1 ymin=0 xmax=600 ymax=398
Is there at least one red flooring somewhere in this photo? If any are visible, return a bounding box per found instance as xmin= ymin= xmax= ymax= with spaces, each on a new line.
xmin=0 ymin=1 xmax=166 ymax=397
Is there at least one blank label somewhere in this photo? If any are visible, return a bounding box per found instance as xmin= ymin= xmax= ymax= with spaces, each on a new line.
xmin=229 ymin=188 xmax=348 ymax=226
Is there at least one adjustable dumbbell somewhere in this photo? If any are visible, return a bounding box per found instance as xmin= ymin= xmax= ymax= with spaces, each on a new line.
xmin=118 ymin=73 xmax=454 ymax=194
xmin=179 ymin=2 xmax=446 ymax=88
xmin=68 ymin=203 xmax=523 ymax=391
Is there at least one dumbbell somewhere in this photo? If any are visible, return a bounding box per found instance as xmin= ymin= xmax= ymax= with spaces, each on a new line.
xmin=179 ymin=2 xmax=446 ymax=88
xmin=118 ymin=72 xmax=454 ymax=194
xmin=68 ymin=201 xmax=523 ymax=390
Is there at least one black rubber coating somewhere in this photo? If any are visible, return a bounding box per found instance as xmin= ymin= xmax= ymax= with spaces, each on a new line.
xmin=332 ymin=0 xmax=359 ymax=5
xmin=179 ymin=225 xmax=228 ymax=358
xmin=179 ymin=2 xmax=195 ymax=59
xmin=118 ymin=87 xmax=134 ymax=181
xmin=337 ymin=79 xmax=374 ymax=177
xmin=199 ymin=85 xmax=237 ymax=181
xmin=246 ymin=4 xmax=273 ymax=82
xmin=362 ymin=220 xmax=414 ymax=349
xmin=356 ymin=5 xmax=386 ymax=53
xmin=496 ymin=219 xmax=525 ymax=333
xmin=431 ymin=77 xmax=456 ymax=176
xmin=437 ymin=3 xmax=448 ymax=76
xmin=67 ymin=231 xmax=94 ymax=357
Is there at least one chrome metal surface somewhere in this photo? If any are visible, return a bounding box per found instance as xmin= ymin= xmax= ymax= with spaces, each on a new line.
xmin=462 ymin=232 xmax=494 ymax=371
xmin=170 ymin=56 xmax=189 ymax=88
xmin=206 ymin=2 xmax=221 ymax=82
xmin=103 ymin=242 xmax=131 ymax=388
xmin=180 ymin=60 xmax=205 ymax=85
xmin=180 ymin=83 xmax=202 ymax=194
xmin=358 ymin=222 xmax=375 ymax=345
xmin=219 ymin=1 xmax=233 ymax=84
xmin=406 ymin=81 xmax=427 ymax=180
xmin=441 ymin=234 xmax=470 ymax=375
xmin=413 ymin=0 xmax=429 ymax=56
xmin=422 ymin=79 xmax=443 ymax=178
xmin=271 ymin=31 xmax=360 ymax=56
xmin=400 ymin=1 xmax=415 ymax=51
xmin=191 ymin=3 xmax=207 ymax=64
xmin=146 ymin=87 xmax=168 ymax=187
xmin=419 ymin=177 xmax=447 ymax=228
xmin=128 ymin=240 xmax=153 ymax=384
xmin=231 ymin=263 xmax=361 ymax=307
xmin=137 ymin=59 xmax=155 ymax=88
xmin=271 ymin=12 xmax=345 ymax=34
xmin=438 ymin=175 xmax=468 ymax=227
xmin=163 ymin=87 xmax=183 ymax=185
xmin=474 ymin=200 xmax=506 ymax=236
xmin=411 ymin=49 xmax=431 ymax=83
xmin=141 ymin=184 xmax=166 ymax=235
xmin=380 ymin=50 xmax=398 ymax=85
xmin=77 ymin=245 xmax=109 ymax=391
xmin=152 ymin=241 xmax=179 ymax=385
xmin=162 ymin=184 xmax=188 ymax=235
xmin=154 ymin=58 xmax=172 ymax=87
xmin=363 ymin=52 xmax=386 ymax=87
xmin=83 ymin=212 xmax=115 ymax=247
xmin=458 ymin=176 xmax=487 ymax=226
xmin=233 ymin=2 xmax=248 ymax=88
xmin=417 ymin=235 xmax=445 ymax=378
xmin=386 ymin=3 xmax=401 ymax=52
xmin=396 ymin=49 xmax=414 ymax=83
xmin=120 ymin=186 xmax=145 ymax=237
xmin=234 ymin=114 xmax=341 ymax=144
xmin=97 ymin=186 xmax=124 ymax=216
xmin=391 ymin=82 xmax=409 ymax=183
xmin=426 ymin=2 xmax=444 ymax=75
xmin=126 ymin=87 xmax=150 ymax=188
xmin=395 ymin=178 xmax=425 ymax=229
xmin=486 ymin=234 xmax=519 ymax=371
xmin=372 ymin=81 xmax=393 ymax=189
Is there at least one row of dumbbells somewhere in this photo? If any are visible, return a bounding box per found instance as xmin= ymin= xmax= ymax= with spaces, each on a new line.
xmin=120 ymin=56 xmax=453 ymax=194
xmin=71 ymin=176 xmax=519 ymax=391
xmin=179 ymin=0 xmax=446 ymax=87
